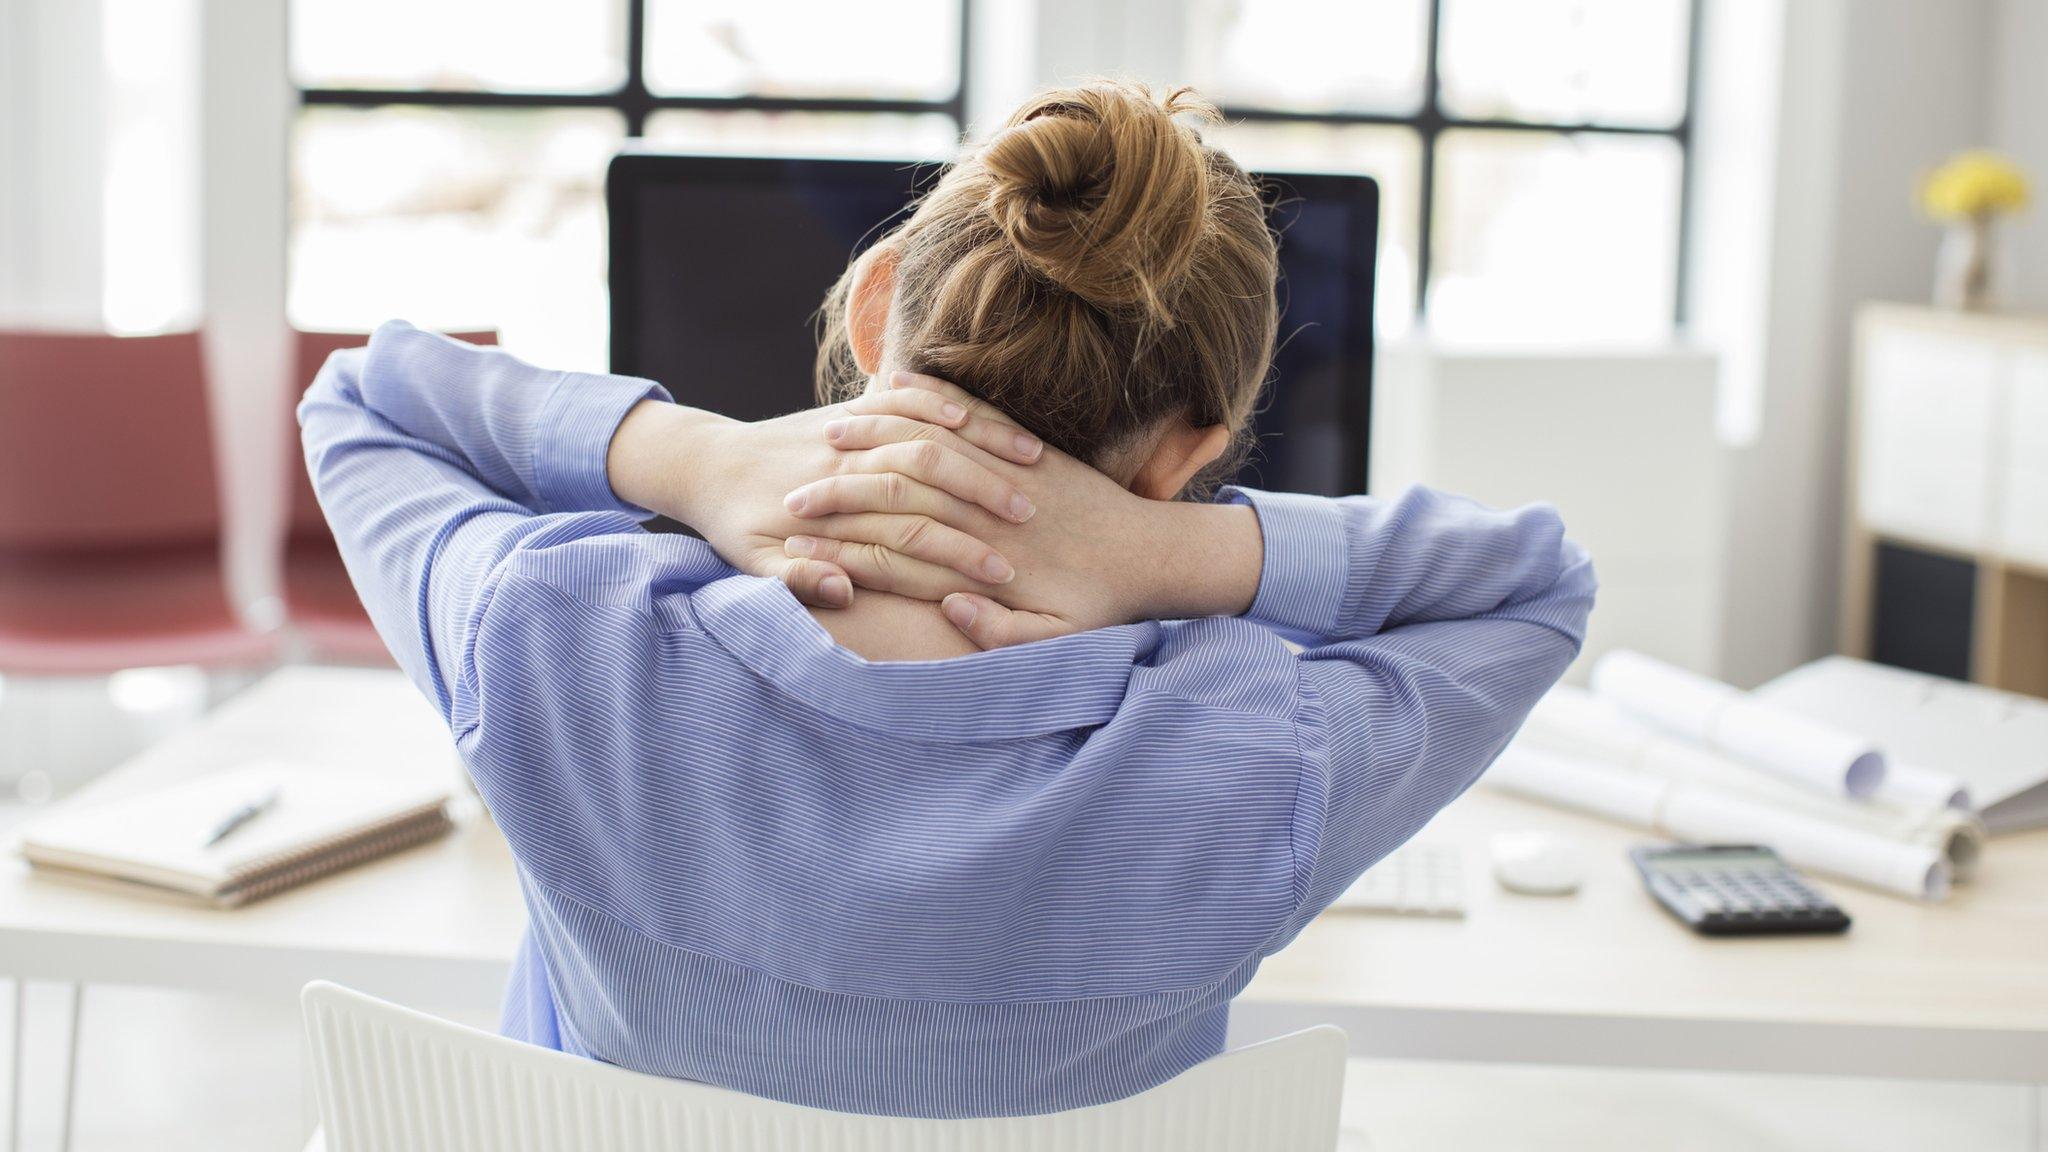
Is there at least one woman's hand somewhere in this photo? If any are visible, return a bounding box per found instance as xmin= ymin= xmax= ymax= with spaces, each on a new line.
xmin=781 ymin=372 xmax=1266 ymax=648
xmin=606 ymin=383 xmax=1043 ymax=608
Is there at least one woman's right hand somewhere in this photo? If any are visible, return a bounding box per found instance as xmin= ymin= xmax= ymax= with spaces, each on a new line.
xmin=780 ymin=372 xmax=1266 ymax=648
xmin=607 ymin=381 xmax=1043 ymax=609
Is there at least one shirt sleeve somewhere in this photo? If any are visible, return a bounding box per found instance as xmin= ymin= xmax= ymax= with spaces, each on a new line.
xmin=296 ymin=320 xmax=671 ymax=719
xmin=1223 ymin=485 xmax=1598 ymax=939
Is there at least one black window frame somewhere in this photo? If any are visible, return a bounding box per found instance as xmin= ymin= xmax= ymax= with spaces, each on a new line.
xmin=1219 ymin=0 xmax=1701 ymax=326
xmin=293 ymin=0 xmax=973 ymax=138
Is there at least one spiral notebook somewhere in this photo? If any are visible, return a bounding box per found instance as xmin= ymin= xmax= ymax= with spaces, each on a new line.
xmin=18 ymin=766 xmax=454 ymax=908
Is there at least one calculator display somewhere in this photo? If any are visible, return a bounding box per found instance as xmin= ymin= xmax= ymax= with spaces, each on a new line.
xmin=1643 ymin=849 xmax=1779 ymax=873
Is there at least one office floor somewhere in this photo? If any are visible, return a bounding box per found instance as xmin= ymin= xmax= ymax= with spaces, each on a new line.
xmin=1 ymin=676 xmax=2039 ymax=1151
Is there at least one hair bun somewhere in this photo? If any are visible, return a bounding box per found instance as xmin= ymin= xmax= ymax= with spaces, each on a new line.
xmin=981 ymin=83 xmax=1216 ymax=322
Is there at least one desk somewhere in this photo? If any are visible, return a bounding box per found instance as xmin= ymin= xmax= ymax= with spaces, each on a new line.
xmin=1244 ymin=792 xmax=2048 ymax=1084
xmin=4 ymin=667 xmax=2044 ymax=1100
xmin=1 ymin=669 xmax=521 ymax=1016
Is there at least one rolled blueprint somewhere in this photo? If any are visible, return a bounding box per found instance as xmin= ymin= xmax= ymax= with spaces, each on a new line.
xmin=1485 ymin=746 xmax=1952 ymax=902
xmin=1659 ymin=788 xmax=1949 ymax=902
xmin=1874 ymin=760 xmax=1972 ymax=812
xmin=1523 ymin=688 xmax=1986 ymax=880
xmin=1488 ymin=744 xmax=1667 ymax=827
xmin=1590 ymin=650 xmax=1887 ymax=799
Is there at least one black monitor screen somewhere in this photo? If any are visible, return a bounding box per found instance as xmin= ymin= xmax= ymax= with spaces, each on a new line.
xmin=609 ymin=152 xmax=1376 ymax=495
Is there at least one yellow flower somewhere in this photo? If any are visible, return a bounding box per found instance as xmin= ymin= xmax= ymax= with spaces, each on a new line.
xmin=1919 ymin=151 xmax=2031 ymax=221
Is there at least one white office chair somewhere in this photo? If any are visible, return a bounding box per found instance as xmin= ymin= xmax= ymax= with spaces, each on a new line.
xmin=301 ymin=981 xmax=1347 ymax=1152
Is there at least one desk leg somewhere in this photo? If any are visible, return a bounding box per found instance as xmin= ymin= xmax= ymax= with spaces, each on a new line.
xmin=55 ymin=984 xmax=80 ymax=1152
xmin=7 ymin=979 xmax=21 ymax=1152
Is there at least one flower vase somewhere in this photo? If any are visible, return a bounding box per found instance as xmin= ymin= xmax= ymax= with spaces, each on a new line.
xmin=1933 ymin=213 xmax=1998 ymax=311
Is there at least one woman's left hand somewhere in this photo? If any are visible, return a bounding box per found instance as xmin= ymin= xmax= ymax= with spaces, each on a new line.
xmin=781 ymin=371 xmax=1265 ymax=648
xmin=607 ymin=380 xmax=1043 ymax=608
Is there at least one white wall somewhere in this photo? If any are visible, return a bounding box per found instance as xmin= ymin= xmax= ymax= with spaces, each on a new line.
xmin=199 ymin=0 xmax=293 ymax=624
xmin=1373 ymin=345 xmax=1725 ymax=684
xmin=1707 ymin=0 xmax=2002 ymax=686
xmin=1989 ymin=0 xmax=2048 ymax=313
xmin=0 ymin=0 xmax=106 ymax=326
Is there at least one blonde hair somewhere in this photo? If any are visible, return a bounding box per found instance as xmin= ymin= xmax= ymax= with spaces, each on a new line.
xmin=817 ymin=82 xmax=1279 ymax=496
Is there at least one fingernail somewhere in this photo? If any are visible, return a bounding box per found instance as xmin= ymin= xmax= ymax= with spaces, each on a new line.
xmin=982 ymin=554 xmax=1014 ymax=584
xmin=1008 ymin=493 xmax=1035 ymax=522
xmin=821 ymin=575 xmax=852 ymax=606
xmin=892 ymin=371 xmax=914 ymax=389
xmin=943 ymin=595 xmax=978 ymax=628
xmin=1015 ymin=432 xmax=1041 ymax=460
xmin=783 ymin=490 xmax=808 ymax=514
xmin=823 ymin=418 xmax=848 ymax=442
xmin=786 ymin=535 xmax=817 ymax=558
xmin=941 ymin=401 xmax=965 ymax=422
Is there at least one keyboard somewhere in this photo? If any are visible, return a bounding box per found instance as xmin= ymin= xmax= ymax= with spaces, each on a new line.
xmin=1331 ymin=842 xmax=1467 ymax=918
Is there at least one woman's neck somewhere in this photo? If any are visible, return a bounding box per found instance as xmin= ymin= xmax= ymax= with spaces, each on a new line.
xmin=805 ymin=592 xmax=982 ymax=662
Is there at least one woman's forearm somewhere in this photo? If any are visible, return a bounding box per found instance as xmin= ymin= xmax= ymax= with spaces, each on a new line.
xmin=1130 ymin=500 xmax=1265 ymax=621
xmin=605 ymin=399 xmax=736 ymax=527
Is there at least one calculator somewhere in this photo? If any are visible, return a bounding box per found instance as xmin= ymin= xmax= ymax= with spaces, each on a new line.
xmin=1630 ymin=844 xmax=1851 ymax=936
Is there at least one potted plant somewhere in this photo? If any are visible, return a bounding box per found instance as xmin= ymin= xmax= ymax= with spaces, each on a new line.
xmin=1919 ymin=150 xmax=2031 ymax=312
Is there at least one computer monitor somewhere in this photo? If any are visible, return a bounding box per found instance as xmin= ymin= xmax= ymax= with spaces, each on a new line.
xmin=607 ymin=151 xmax=1376 ymax=495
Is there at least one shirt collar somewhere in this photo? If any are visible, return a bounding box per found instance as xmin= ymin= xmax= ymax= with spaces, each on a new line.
xmin=685 ymin=574 xmax=1157 ymax=743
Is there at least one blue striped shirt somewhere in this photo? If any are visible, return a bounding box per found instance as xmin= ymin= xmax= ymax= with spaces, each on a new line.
xmin=299 ymin=321 xmax=1595 ymax=1118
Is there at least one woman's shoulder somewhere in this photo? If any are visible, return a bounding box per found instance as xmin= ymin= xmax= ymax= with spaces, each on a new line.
xmin=1126 ymin=615 xmax=1305 ymax=721
xmin=484 ymin=528 xmax=732 ymax=616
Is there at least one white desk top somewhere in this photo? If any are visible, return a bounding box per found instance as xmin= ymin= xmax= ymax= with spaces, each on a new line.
xmin=3 ymin=668 xmax=2043 ymax=1082
xmin=0 ymin=669 xmax=524 ymax=1009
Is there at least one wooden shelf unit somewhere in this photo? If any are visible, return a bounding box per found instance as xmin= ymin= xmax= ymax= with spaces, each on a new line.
xmin=1842 ymin=304 xmax=2048 ymax=700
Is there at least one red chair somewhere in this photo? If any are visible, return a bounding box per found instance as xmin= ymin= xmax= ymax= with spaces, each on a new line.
xmin=285 ymin=329 xmax=497 ymax=663
xmin=0 ymin=331 xmax=275 ymax=675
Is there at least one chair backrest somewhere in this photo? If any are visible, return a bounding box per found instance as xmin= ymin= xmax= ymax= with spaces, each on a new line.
xmin=289 ymin=329 xmax=497 ymax=537
xmin=0 ymin=330 xmax=221 ymax=551
xmin=302 ymin=982 xmax=1346 ymax=1152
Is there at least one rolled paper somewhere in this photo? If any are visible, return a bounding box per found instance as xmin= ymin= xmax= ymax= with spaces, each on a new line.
xmin=1488 ymin=746 xmax=1666 ymax=827
xmin=1658 ymin=788 xmax=1950 ymax=902
xmin=1875 ymin=761 xmax=1973 ymax=812
xmin=1524 ymin=688 xmax=1986 ymax=880
xmin=1484 ymin=744 xmax=1953 ymax=902
xmin=1591 ymin=650 xmax=1887 ymax=799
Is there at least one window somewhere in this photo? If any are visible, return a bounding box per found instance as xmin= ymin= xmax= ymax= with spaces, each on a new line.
xmin=100 ymin=0 xmax=202 ymax=335
xmin=288 ymin=0 xmax=970 ymax=370
xmin=1186 ymin=0 xmax=1696 ymax=341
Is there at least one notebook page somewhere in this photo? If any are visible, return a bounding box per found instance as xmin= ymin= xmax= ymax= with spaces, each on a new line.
xmin=19 ymin=765 xmax=451 ymax=893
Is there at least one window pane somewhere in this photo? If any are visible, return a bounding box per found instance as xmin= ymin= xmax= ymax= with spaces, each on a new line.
xmin=1438 ymin=0 xmax=1690 ymax=127
xmin=103 ymin=0 xmax=201 ymax=334
xmin=289 ymin=108 xmax=623 ymax=371
xmin=290 ymin=0 xmax=626 ymax=93
xmin=644 ymin=0 xmax=959 ymax=101
xmin=645 ymin=111 xmax=960 ymax=160
xmin=1184 ymin=0 xmax=1429 ymax=114
xmin=1207 ymin=122 xmax=1420 ymax=336
xmin=1429 ymin=130 xmax=1680 ymax=342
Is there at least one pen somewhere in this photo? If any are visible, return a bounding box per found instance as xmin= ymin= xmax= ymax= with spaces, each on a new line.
xmin=203 ymin=786 xmax=281 ymax=848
